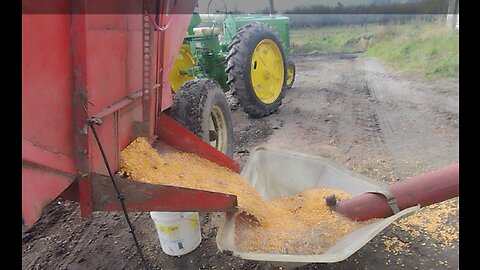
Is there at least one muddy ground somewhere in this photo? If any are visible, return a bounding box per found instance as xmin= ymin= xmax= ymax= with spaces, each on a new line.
xmin=22 ymin=54 xmax=459 ymax=270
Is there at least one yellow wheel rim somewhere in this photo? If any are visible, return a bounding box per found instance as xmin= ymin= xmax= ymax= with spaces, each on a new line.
xmin=209 ymin=105 xmax=228 ymax=155
xmin=286 ymin=63 xmax=295 ymax=86
xmin=250 ymin=39 xmax=284 ymax=104
xmin=169 ymin=44 xmax=195 ymax=92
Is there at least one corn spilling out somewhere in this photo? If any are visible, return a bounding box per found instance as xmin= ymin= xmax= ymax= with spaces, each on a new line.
xmin=120 ymin=137 xmax=373 ymax=255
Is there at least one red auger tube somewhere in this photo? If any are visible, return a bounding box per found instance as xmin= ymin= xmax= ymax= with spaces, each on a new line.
xmin=335 ymin=163 xmax=459 ymax=221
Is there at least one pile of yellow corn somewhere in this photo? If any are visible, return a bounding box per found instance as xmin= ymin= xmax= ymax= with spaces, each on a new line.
xmin=120 ymin=137 xmax=372 ymax=255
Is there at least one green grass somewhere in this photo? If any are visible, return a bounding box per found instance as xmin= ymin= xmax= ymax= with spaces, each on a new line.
xmin=363 ymin=22 xmax=459 ymax=78
xmin=290 ymin=25 xmax=375 ymax=54
xmin=290 ymin=21 xmax=459 ymax=78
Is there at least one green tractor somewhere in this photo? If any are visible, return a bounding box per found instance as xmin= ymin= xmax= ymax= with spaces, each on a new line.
xmin=169 ymin=8 xmax=296 ymax=157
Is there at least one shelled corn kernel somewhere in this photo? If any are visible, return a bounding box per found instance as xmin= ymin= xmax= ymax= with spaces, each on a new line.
xmin=235 ymin=188 xmax=370 ymax=254
xmin=120 ymin=137 xmax=277 ymax=224
xmin=120 ymin=137 xmax=372 ymax=255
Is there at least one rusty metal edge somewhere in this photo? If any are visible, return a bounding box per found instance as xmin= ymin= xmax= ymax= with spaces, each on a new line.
xmin=90 ymin=172 xmax=238 ymax=213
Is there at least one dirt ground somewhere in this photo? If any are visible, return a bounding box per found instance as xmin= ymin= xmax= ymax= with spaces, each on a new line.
xmin=22 ymin=54 xmax=459 ymax=270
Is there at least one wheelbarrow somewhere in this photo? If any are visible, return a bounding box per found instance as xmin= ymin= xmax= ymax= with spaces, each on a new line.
xmin=216 ymin=148 xmax=459 ymax=268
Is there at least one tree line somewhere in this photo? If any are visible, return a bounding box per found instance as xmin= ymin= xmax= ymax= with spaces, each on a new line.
xmin=283 ymin=0 xmax=449 ymax=15
xmin=253 ymin=0 xmax=450 ymax=28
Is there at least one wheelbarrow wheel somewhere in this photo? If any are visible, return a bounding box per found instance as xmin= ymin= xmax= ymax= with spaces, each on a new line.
xmin=169 ymin=79 xmax=234 ymax=157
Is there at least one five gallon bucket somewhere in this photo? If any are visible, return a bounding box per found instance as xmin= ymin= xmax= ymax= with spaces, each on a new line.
xmin=150 ymin=211 xmax=202 ymax=256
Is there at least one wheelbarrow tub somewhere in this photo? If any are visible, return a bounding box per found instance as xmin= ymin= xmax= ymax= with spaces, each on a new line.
xmin=216 ymin=148 xmax=419 ymax=265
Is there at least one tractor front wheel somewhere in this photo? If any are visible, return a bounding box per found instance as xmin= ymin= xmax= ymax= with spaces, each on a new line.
xmin=226 ymin=22 xmax=287 ymax=118
xmin=286 ymin=60 xmax=296 ymax=89
xmin=169 ymin=79 xmax=234 ymax=157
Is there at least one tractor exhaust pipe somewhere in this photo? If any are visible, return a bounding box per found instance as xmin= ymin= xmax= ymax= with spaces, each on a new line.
xmin=269 ymin=0 xmax=275 ymax=14
xmin=332 ymin=163 xmax=459 ymax=221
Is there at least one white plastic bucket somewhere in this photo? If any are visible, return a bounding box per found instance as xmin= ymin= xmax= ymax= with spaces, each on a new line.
xmin=150 ymin=211 xmax=202 ymax=256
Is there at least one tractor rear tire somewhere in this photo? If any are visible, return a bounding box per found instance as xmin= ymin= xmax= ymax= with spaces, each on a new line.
xmin=169 ymin=79 xmax=234 ymax=157
xmin=226 ymin=22 xmax=287 ymax=118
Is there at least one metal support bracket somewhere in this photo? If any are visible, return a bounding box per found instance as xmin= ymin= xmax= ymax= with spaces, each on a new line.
xmin=367 ymin=189 xmax=400 ymax=214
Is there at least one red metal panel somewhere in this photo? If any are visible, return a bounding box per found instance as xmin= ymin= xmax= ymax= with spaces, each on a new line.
xmin=157 ymin=115 xmax=240 ymax=173
xmin=159 ymin=13 xmax=194 ymax=111
xmin=149 ymin=1 xmax=197 ymax=112
xmin=90 ymin=173 xmax=237 ymax=212
xmin=86 ymin=14 xmax=127 ymax=31
xmin=126 ymin=16 xmax=143 ymax=95
xmin=118 ymin=100 xmax=143 ymax=153
xmin=22 ymin=14 xmax=74 ymax=156
xmin=89 ymin=114 xmax=117 ymax=175
xmin=22 ymin=139 xmax=77 ymax=175
xmin=22 ymin=10 xmax=78 ymax=227
xmin=161 ymin=12 xmax=193 ymax=81
xmin=86 ymin=28 xmax=127 ymax=116
xmin=22 ymin=166 xmax=75 ymax=228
